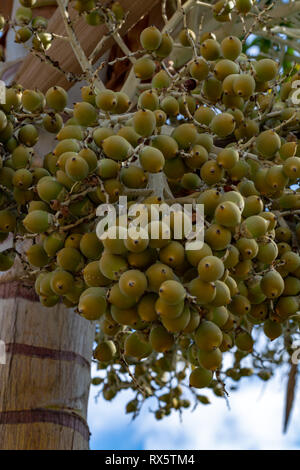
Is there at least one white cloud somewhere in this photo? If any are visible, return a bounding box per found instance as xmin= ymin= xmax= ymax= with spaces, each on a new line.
xmin=87 ymin=371 xmax=300 ymax=450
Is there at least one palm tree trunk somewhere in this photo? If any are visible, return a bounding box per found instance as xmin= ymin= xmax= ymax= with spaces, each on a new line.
xmin=0 ymin=270 xmax=95 ymax=450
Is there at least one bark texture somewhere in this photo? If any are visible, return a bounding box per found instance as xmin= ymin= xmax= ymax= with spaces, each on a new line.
xmin=0 ymin=263 xmax=95 ymax=450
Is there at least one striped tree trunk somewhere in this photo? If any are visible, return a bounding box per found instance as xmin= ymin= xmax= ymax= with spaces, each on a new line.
xmin=0 ymin=262 xmax=95 ymax=450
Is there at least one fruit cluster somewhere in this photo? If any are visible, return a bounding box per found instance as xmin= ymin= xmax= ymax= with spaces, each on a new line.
xmin=0 ymin=0 xmax=299 ymax=417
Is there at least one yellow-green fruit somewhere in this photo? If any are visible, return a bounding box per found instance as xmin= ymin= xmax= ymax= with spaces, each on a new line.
xmin=140 ymin=26 xmax=162 ymax=51
xmin=221 ymin=36 xmax=242 ymax=60
xmin=189 ymin=59 xmax=209 ymax=81
xmin=188 ymin=278 xmax=216 ymax=304
xmin=156 ymin=297 xmax=184 ymax=319
xmin=186 ymin=145 xmax=208 ymax=170
xmin=211 ymin=113 xmax=235 ymax=137
xmin=161 ymin=305 xmax=191 ymax=333
xmin=152 ymin=135 xmax=178 ymax=160
xmin=223 ymin=246 xmax=240 ymax=269
xmin=181 ymin=172 xmax=201 ymax=190
xmin=54 ymin=139 xmax=80 ymax=156
xmin=119 ymin=269 xmax=147 ymax=299
xmin=210 ymin=280 xmax=231 ymax=307
xmin=73 ymin=102 xmax=97 ymax=127
xmin=57 ymin=247 xmax=82 ymax=272
xmin=139 ymin=146 xmax=165 ymax=173
xmin=102 ymin=135 xmax=132 ymax=161
xmin=260 ymin=270 xmax=284 ymax=299
xmin=65 ymin=155 xmax=89 ymax=181
xmin=257 ymin=240 xmax=278 ymax=264
xmin=200 ymin=39 xmax=221 ymax=61
xmin=46 ymin=86 xmax=68 ymax=112
xmin=137 ymin=293 xmax=158 ymax=322
xmin=94 ymin=341 xmax=116 ymax=362
xmin=216 ymin=148 xmax=239 ymax=169
xmin=233 ymin=74 xmax=255 ymax=98
xmin=43 ymin=232 xmax=65 ymax=257
xmin=235 ymin=331 xmax=253 ymax=352
xmin=207 ymin=306 xmax=229 ymax=328
xmin=26 ymin=244 xmax=49 ymax=267
xmin=57 ymin=125 xmax=84 ymax=141
xmin=134 ymin=56 xmax=156 ymax=80
xmin=12 ymin=168 xmax=32 ymax=189
xmin=204 ymin=224 xmax=231 ymax=250
xmin=152 ymin=70 xmax=171 ymax=89
xmin=214 ymin=59 xmax=239 ymax=81
xmin=12 ymin=145 xmax=32 ymax=169
xmin=263 ymin=319 xmax=282 ymax=341
xmin=43 ymin=113 xmax=63 ymax=134
xmin=214 ymin=201 xmax=241 ymax=227
xmin=189 ymin=367 xmax=213 ymax=389
xmin=138 ymin=90 xmax=159 ymax=111
xmin=124 ymin=332 xmax=152 ymax=358
xmin=83 ymin=261 xmax=110 ymax=287
xmin=242 ymin=195 xmax=264 ymax=217
xmin=107 ymin=283 xmax=136 ymax=309
xmin=186 ymin=243 xmax=212 ymax=267
xmin=155 ymin=33 xmax=173 ymax=58
xmin=236 ymin=237 xmax=258 ymax=260
xmin=281 ymin=251 xmax=300 ymax=273
xmin=254 ymin=59 xmax=278 ymax=82
xmin=159 ymin=241 xmax=185 ymax=268
xmin=78 ymin=287 xmax=107 ymax=320
xmin=197 ymin=189 xmax=222 ymax=216
xmin=99 ymin=252 xmax=128 ymax=280
xmin=0 ymin=253 xmax=14 ymax=272
xmin=93 ymin=127 xmax=114 ymax=147
xmin=18 ymin=124 xmax=38 ymax=147
xmin=241 ymin=215 xmax=269 ymax=238
xmin=198 ymin=348 xmax=222 ymax=371
xmin=23 ymin=210 xmax=51 ymax=233
xmin=95 ymin=90 xmax=117 ymax=111
xmin=37 ymin=176 xmax=65 ymax=202
xmin=279 ymin=142 xmax=297 ymax=160
xmin=256 ymin=130 xmax=281 ymax=158
xmin=149 ymin=325 xmax=174 ymax=352
xmin=230 ymin=294 xmax=251 ymax=317
xmin=275 ymin=296 xmax=299 ymax=319
xmin=236 ymin=0 xmax=253 ymax=13
xmin=195 ymin=321 xmax=223 ymax=351
xmin=146 ymin=263 xmax=174 ymax=292
xmin=194 ymin=107 xmax=215 ymax=127
xmin=184 ymin=308 xmax=200 ymax=334
xmin=283 ymin=157 xmax=300 ymax=179
xmin=160 ymin=96 xmax=179 ymax=116
xmin=21 ymin=89 xmax=43 ymax=112
xmin=200 ymin=160 xmax=224 ymax=185
xmin=283 ymin=276 xmax=300 ymax=296
xmin=158 ymin=280 xmax=186 ymax=305
xmin=172 ymin=123 xmax=197 ymax=150
xmin=50 ymin=270 xmax=74 ymax=295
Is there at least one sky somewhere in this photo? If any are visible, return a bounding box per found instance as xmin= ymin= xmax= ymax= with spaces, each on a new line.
xmin=87 ymin=368 xmax=300 ymax=451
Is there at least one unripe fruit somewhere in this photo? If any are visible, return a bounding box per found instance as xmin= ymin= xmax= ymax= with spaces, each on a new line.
xmin=46 ymin=86 xmax=68 ymax=112
xmin=189 ymin=59 xmax=209 ymax=81
xmin=261 ymin=271 xmax=284 ymax=298
xmin=189 ymin=367 xmax=213 ymax=389
xmin=94 ymin=341 xmax=116 ymax=362
xmin=134 ymin=56 xmax=156 ymax=80
xmin=214 ymin=201 xmax=241 ymax=227
xmin=235 ymin=331 xmax=253 ymax=352
xmin=95 ymin=90 xmax=117 ymax=111
xmin=133 ymin=109 xmax=156 ymax=137
xmin=155 ymin=33 xmax=173 ymax=58
xmin=159 ymin=280 xmax=186 ymax=305
xmin=188 ymin=278 xmax=216 ymax=304
xmin=78 ymin=287 xmax=107 ymax=320
xmin=73 ymin=102 xmax=97 ymax=127
xmin=233 ymin=74 xmax=255 ymax=98
xmin=256 ymin=130 xmax=281 ymax=158
xmin=210 ymin=113 xmax=235 ymax=137
xmin=65 ymin=155 xmax=89 ymax=181
xmin=152 ymin=135 xmax=178 ymax=160
xmin=99 ymin=253 xmax=128 ymax=280
xmin=119 ymin=269 xmax=147 ymax=299
xmin=200 ymin=39 xmax=221 ymax=61
xmin=57 ymin=247 xmax=82 ymax=272
xmin=124 ymin=332 xmax=152 ymax=359
xmin=149 ymin=325 xmax=174 ymax=352
xmin=161 ymin=305 xmax=191 ymax=333
xmin=26 ymin=244 xmax=49 ymax=267
xmin=152 ymin=70 xmax=171 ymax=89
xmin=23 ymin=210 xmax=51 ymax=233
xmin=236 ymin=0 xmax=253 ymax=13
xmin=50 ymin=270 xmax=74 ymax=295
xmin=137 ymin=293 xmax=158 ymax=322
xmin=140 ymin=26 xmax=162 ymax=51
xmin=146 ymin=263 xmax=174 ymax=292
xmin=254 ymin=59 xmax=278 ymax=82
xmin=263 ymin=319 xmax=282 ymax=341
xmin=198 ymin=348 xmax=222 ymax=371
xmin=204 ymin=224 xmax=231 ymax=250
xmin=221 ymin=36 xmax=242 ymax=60
xmin=139 ymin=146 xmax=165 ymax=173
xmin=241 ymin=215 xmax=269 ymax=238
xmin=195 ymin=321 xmax=223 ymax=351
xmin=102 ymin=135 xmax=132 ymax=161
xmin=83 ymin=261 xmax=110 ymax=287
xmin=216 ymin=148 xmax=239 ymax=169
xmin=200 ymin=160 xmax=224 ymax=185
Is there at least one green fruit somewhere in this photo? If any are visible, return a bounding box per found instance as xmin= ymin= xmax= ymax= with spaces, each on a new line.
xmin=78 ymin=287 xmax=107 ymax=320
xmin=189 ymin=367 xmax=213 ymax=389
xmin=57 ymin=247 xmax=82 ymax=272
xmin=46 ymin=86 xmax=68 ymax=112
xmin=73 ymin=102 xmax=97 ymax=127
xmin=94 ymin=341 xmax=116 ymax=362
xmin=23 ymin=210 xmax=51 ymax=233
xmin=140 ymin=26 xmax=162 ymax=51
xmin=50 ymin=270 xmax=74 ymax=295
xmin=194 ymin=321 xmax=223 ymax=351
xmin=198 ymin=348 xmax=222 ymax=371
xmin=149 ymin=325 xmax=174 ymax=352
xmin=158 ymin=280 xmax=186 ymax=305
xmin=119 ymin=269 xmax=147 ymax=299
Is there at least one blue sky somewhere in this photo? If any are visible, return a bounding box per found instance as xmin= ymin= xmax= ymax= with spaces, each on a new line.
xmin=87 ymin=369 xmax=300 ymax=450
